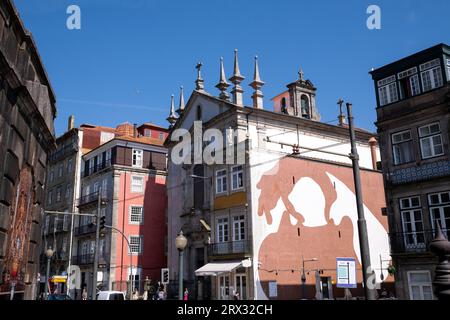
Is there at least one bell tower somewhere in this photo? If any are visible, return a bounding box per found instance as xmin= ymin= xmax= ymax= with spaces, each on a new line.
xmin=286 ymin=68 xmax=320 ymax=121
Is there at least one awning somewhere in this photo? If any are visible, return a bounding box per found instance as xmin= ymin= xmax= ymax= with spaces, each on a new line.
xmin=195 ymin=261 xmax=243 ymax=277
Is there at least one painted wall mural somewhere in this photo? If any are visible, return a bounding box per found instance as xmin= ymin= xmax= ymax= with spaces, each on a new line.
xmin=251 ymin=155 xmax=391 ymax=300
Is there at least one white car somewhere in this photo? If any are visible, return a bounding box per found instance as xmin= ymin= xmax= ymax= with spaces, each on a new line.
xmin=96 ymin=291 xmax=126 ymax=300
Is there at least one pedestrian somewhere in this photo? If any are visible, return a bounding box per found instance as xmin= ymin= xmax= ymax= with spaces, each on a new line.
xmin=233 ymin=290 xmax=240 ymax=300
xmin=131 ymin=288 xmax=139 ymax=300
xmin=158 ymin=288 xmax=165 ymax=300
xmin=81 ymin=287 xmax=87 ymax=300
xmin=183 ymin=288 xmax=189 ymax=301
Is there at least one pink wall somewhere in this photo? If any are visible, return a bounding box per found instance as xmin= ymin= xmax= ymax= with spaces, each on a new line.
xmin=272 ymin=91 xmax=290 ymax=113
xmin=114 ymin=171 xmax=167 ymax=283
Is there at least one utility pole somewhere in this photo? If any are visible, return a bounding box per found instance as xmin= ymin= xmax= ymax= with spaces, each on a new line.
xmin=346 ymin=103 xmax=377 ymax=300
xmin=91 ymin=187 xmax=102 ymax=300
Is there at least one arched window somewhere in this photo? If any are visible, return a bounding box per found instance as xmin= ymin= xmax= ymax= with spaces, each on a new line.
xmin=281 ymin=97 xmax=287 ymax=114
xmin=300 ymin=95 xmax=310 ymax=119
xmin=196 ymin=105 xmax=202 ymax=120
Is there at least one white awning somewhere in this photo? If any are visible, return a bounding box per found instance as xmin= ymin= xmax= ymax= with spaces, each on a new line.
xmin=195 ymin=261 xmax=243 ymax=276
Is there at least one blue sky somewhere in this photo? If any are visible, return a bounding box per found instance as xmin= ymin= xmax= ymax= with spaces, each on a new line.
xmin=13 ymin=0 xmax=450 ymax=136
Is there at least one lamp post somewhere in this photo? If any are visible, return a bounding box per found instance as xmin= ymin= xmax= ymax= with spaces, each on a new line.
xmin=44 ymin=248 xmax=54 ymax=299
xmin=176 ymin=231 xmax=188 ymax=300
xmin=301 ymin=256 xmax=318 ymax=299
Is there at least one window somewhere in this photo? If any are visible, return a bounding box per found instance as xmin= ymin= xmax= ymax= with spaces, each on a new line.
xmin=231 ymin=165 xmax=244 ymax=190
xmin=196 ymin=105 xmax=202 ymax=120
xmin=447 ymin=59 xmax=450 ymax=80
xmin=49 ymin=170 xmax=54 ymax=183
xmin=391 ymin=130 xmax=414 ymax=165
xmin=400 ymin=196 xmax=424 ymax=250
xmin=47 ymin=190 xmax=53 ymax=205
xmin=102 ymin=179 xmax=107 ymax=197
xmin=418 ymin=123 xmax=444 ymax=159
xmin=129 ymin=206 xmax=144 ymax=224
xmin=398 ymin=67 xmax=421 ymax=99
xmin=89 ymin=158 xmax=95 ymax=175
xmin=144 ymin=129 xmax=152 ymax=137
xmin=131 ymin=176 xmax=144 ymax=193
xmin=93 ymin=182 xmax=100 ymax=194
xmin=420 ymin=59 xmax=443 ymax=92
xmin=97 ymin=153 xmax=103 ymax=169
xmin=407 ymin=271 xmax=433 ymax=300
xmin=63 ymin=213 xmax=70 ymax=230
xmin=129 ymin=236 xmax=143 ymax=254
xmin=378 ymin=75 xmax=398 ymax=106
xmin=67 ymin=159 xmax=73 ymax=174
xmin=44 ymin=216 xmax=50 ymax=234
xmin=233 ymin=215 xmax=245 ymax=241
xmin=281 ymin=97 xmax=287 ymax=114
xmin=217 ymin=217 xmax=229 ymax=243
xmin=300 ymin=95 xmax=310 ymax=119
xmin=105 ymin=149 xmax=112 ymax=165
xmin=65 ymin=184 xmax=71 ymax=199
xmin=429 ymin=191 xmax=450 ymax=239
xmin=132 ymin=149 xmax=143 ymax=167
xmin=58 ymin=164 xmax=64 ymax=178
xmin=216 ymin=169 xmax=227 ymax=194
xmin=159 ymin=132 xmax=164 ymax=140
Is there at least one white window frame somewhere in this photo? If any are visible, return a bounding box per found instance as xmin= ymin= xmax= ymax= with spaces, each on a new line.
xmin=129 ymin=205 xmax=144 ymax=225
xmin=420 ymin=59 xmax=443 ymax=92
xmin=47 ymin=190 xmax=53 ymax=205
xmin=58 ymin=164 xmax=63 ymax=178
xmin=400 ymin=196 xmax=425 ymax=250
xmin=235 ymin=274 xmax=247 ymax=300
xmin=97 ymin=153 xmax=103 ymax=169
xmin=159 ymin=132 xmax=164 ymax=140
xmin=397 ymin=67 xmax=421 ymax=99
xmin=231 ymin=165 xmax=244 ymax=191
xmin=102 ymin=178 xmax=108 ymax=197
xmin=128 ymin=235 xmax=143 ymax=255
xmin=49 ymin=170 xmax=54 ymax=183
xmin=144 ymin=129 xmax=152 ymax=137
xmin=132 ymin=149 xmax=143 ymax=168
xmin=407 ymin=271 xmax=434 ymax=300
xmin=105 ymin=149 xmax=112 ymax=165
xmin=131 ymin=175 xmax=144 ymax=193
xmin=418 ymin=123 xmax=444 ymax=159
xmin=233 ymin=215 xmax=246 ymax=241
xmin=93 ymin=181 xmax=100 ymax=194
xmin=216 ymin=217 xmax=229 ymax=243
xmin=67 ymin=159 xmax=73 ymax=173
xmin=216 ymin=169 xmax=228 ymax=194
xmin=378 ymin=75 xmax=398 ymax=106
xmin=65 ymin=184 xmax=71 ymax=199
xmin=428 ymin=191 xmax=450 ymax=235
xmin=391 ymin=130 xmax=414 ymax=165
xmin=56 ymin=186 xmax=61 ymax=202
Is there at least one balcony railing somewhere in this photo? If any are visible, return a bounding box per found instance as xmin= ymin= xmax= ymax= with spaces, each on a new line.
xmin=74 ymin=223 xmax=96 ymax=236
xmin=82 ymin=161 xmax=112 ymax=178
xmin=78 ymin=192 xmax=100 ymax=207
xmin=49 ymin=143 xmax=78 ymax=163
xmin=389 ymin=229 xmax=449 ymax=254
xmin=72 ymin=253 xmax=107 ymax=266
xmin=208 ymin=240 xmax=251 ymax=256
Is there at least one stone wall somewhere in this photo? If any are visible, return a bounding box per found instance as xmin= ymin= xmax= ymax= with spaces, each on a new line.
xmin=0 ymin=0 xmax=56 ymax=300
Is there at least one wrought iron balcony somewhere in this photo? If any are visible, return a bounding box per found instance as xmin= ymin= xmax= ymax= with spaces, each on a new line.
xmin=389 ymin=229 xmax=449 ymax=255
xmin=77 ymin=192 xmax=100 ymax=207
xmin=72 ymin=253 xmax=107 ymax=266
xmin=208 ymin=240 xmax=251 ymax=257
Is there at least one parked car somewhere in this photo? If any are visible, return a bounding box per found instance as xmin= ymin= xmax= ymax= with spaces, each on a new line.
xmin=96 ymin=291 xmax=126 ymax=300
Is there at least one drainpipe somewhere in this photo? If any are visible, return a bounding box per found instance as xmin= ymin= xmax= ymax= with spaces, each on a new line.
xmin=369 ymin=137 xmax=378 ymax=170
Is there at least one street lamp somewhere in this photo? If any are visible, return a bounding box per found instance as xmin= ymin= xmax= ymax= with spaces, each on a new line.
xmin=301 ymin=256 xmax=318 ymax=300
xmin=44 ymin=248 xmax=54 ymax=299
xmin=176 ymin=231 xmax=188 ymax=300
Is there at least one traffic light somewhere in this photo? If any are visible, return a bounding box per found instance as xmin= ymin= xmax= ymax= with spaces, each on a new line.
xmin=99 ymin=216 xmax=106 ymax=231
xmin=161 ymin=268 xmax=169 ymax=284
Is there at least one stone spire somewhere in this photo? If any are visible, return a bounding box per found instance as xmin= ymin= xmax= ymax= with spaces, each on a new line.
xmin=195 ymin=62 xmax=205 ymax=91
xmin=298 ymin=68 xmax=304 ymax=81
xmin=176 ymin=86 xmax=185 ymax=116
xmin=166 ymin=94 xmax=177 ymax=127
xmin=215 ymin=57 xmax=230 ymax=101
xmin=249 ymin=56 xmax=265 ymax=109
xmin=229 ymin=49 xmax=245 ymax=106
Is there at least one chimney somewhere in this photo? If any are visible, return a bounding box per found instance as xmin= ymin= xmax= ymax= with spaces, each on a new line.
xmin=68 ymin=115 xmax=75 ymax=131
xmin=369 ymin=137 xmax=378 ymax=170
xmin=133 ymin=123 xmax=137 ymax=138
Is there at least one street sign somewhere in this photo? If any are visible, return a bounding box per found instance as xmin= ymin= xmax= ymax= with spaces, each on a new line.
xmin=51 ymin=275 xmax=68 ymax=283
xmin=336 ymin=258 xmax=357 ymax=288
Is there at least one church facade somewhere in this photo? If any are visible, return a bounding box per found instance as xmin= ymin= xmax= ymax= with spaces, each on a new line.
xmin=165 ymin=51 xmax=393 ymax=300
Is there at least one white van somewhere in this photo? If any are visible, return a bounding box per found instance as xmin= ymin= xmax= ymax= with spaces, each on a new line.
xmin=96 ymin=291 xmax=126 ymax=300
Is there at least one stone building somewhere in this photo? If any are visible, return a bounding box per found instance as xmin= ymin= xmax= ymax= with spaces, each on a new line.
xmin=165 ymin=51 xmax=393 ymax=300
xmin=370 ymin=43 xmax=450 ymax=300
xmin=0 ymin=0 xmax=56 ymax=300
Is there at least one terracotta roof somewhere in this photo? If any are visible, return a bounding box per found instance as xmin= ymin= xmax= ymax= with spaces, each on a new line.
xmin=115 ymin=135 xmax=166 ymax=146
xmin=138 ymin=123 xmax=169 ymax=131
xmin=79 ymin=124 xmax=116 ymax=133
